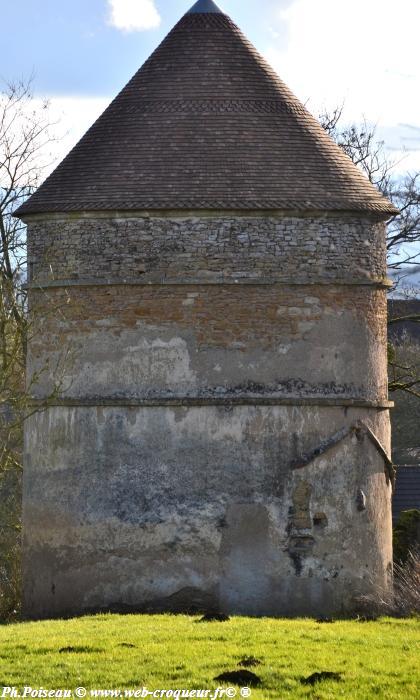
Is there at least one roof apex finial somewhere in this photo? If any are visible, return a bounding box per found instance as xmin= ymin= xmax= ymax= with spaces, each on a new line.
xmin=186 ymin=0 xmax=224 ymax=14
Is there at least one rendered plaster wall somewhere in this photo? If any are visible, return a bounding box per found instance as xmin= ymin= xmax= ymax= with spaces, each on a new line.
xmin=23 ymin=404 xmax=392 ymax=619
xmin=23 ymin=211 xmax=392 ymax=618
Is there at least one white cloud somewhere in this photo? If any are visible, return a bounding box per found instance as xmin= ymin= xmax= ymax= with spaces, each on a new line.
xmin=264 ymin=0 xmax=420 ymax=170
xmin=107 ymin=0 xmax=161 ymax=32
xmin=266 ymin=0 xmax=420 ymax=122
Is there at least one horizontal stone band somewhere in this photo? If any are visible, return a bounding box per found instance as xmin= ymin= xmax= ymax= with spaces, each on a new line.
xmin=29 ymin=397 xmax=394 ymax=409
xmin=26 ymin=277 xmax=393 ymax=290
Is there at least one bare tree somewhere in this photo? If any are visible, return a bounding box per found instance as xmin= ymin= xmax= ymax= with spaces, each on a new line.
xmin=319 ymin=107 xmax=420 ymax=399
xmin=0 ymin=78 xmax=59 ymax=619
xmin=319 ymin=106 xmax=420 ymax=278
xmin=1 ymin=78 xmax=57 ymax=284
xmin=0 ymin=77 xmax=59 ymax=465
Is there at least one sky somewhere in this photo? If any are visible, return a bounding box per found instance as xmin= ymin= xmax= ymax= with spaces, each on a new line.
xmin=2 ymin=0 xmax=420 ymax=175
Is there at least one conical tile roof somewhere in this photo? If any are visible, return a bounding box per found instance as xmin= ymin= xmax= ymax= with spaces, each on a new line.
xmin=187 ymin=0 xmax=223 ymax=13
xmin=15 ymin=1 xmax=396 ymax=217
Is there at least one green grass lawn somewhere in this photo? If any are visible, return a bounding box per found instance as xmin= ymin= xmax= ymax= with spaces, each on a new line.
xmin=0 ymin=615 xmax=419 ymax=699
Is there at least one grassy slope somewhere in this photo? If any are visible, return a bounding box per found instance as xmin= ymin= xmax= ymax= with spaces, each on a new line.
xmin=0 ymin=615 xmax=419 ymax=699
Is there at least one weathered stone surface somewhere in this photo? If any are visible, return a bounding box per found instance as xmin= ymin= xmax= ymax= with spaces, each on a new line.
xmin=313 ymin=512 xmax=328 ymax=528
xmin=22 ymin=211 xmax=393 ymax=618
xmin=26 ymin=213 xmax=387 ymax=285
xmin=291 ymin=482 xmax=312 ymax=530
xmin=28 ymin=283 xmax=388 ymax=402
xmin=23 ymin=405 xmax=392 ymax=618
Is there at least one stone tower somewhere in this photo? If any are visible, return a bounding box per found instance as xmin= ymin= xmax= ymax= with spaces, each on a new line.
xmin=16 ymin=0 xmax=397 ymax=619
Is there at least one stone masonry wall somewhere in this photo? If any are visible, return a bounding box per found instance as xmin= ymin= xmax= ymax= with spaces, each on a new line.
xmin=23 ymin=404 xmax=392 ymax=618
xmin=23 ymin=211 xmax=393 ymax=618
xmin=27 ymin=213 xmax=387 ymax=284
xmin=29 ymin=283 xmax=389 ymax=402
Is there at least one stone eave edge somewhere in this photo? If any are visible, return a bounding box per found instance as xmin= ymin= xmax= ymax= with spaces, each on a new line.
xmin=291 ymin=419 xmax=396 ymax=489
xmin=16 ymin=208 xmax=392 ymax=223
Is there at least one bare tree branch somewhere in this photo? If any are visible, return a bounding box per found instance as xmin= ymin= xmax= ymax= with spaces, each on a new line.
xmin=0 ymin=77 xmax=61 ymax=619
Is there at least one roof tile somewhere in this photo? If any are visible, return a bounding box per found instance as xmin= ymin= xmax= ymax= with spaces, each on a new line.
xmin=15 ymin=6 xmax=396 ymax=217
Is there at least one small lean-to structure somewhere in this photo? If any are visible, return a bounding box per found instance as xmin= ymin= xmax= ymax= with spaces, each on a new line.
xmin=16 ymin=0 xmax=397 ymax=618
